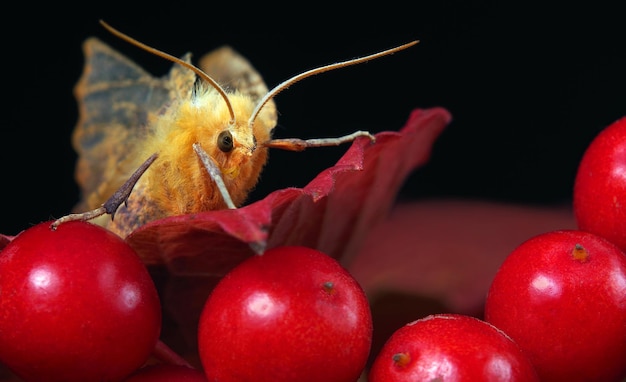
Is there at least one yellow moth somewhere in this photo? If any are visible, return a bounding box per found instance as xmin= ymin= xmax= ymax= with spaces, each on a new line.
xmin=53 ymin=21 xmax=417 ymax=238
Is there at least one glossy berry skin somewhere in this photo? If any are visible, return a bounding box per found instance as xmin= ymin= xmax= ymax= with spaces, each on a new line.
xmin=574 ymin=116 xmax=626 ymax=252
xmin=484 ymin=230 xmax=626 ymax=382
xmin=368 ymin=314 xmax=539 ymax=381
xmin=197 ymin=246 xmax=373 ymax=382
xmin=124 ymin=364 xmax=207 ymax=381
xmin=0 ymin=221 xmax=162 ymax=382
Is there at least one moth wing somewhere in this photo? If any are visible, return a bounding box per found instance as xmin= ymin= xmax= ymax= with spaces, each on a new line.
xmin=198 ymin=46 xmax=277 ymax=126
xmin=72 ymin=37 xmax=196 ymax=211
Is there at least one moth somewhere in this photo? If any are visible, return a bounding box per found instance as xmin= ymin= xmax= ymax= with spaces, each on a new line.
xmin=54 ymin=21 xmax=417 ymax=238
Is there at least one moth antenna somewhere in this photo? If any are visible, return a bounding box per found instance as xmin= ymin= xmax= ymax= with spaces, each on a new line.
xmin=99 ymin=20 xmax=236 ymax=125
xmin=248 ymin=40 xmax=419 ymax=129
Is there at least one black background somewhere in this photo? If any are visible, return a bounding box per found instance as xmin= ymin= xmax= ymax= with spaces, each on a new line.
xmin=2 ymin=2 xmax=624 ymax=235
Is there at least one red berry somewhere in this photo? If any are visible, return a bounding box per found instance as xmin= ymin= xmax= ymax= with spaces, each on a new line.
xmin=574 ymin=116 xmax=626 ymax=252
xmin=0 ymin=221 xmax=162 ymax=382
xmin=368 ymin=313 xmax=539 ymax=381
xmin=197 ymin=246 xmax=373 ymax=382
xmin=484 ymin=229 xmax=626 ymax=381
xmin=124 ymin=364 xmax=207 ymax=381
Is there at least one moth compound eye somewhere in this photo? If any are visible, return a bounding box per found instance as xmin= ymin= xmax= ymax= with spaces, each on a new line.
xmin=217 ymin=130 xmax=234 ymax=152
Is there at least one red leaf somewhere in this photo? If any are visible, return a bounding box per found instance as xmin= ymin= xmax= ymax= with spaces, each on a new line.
xmin=348 ymin=199 xmax=577 ymax=315
xmin=126 ymin=107 xmax=452 ymax=275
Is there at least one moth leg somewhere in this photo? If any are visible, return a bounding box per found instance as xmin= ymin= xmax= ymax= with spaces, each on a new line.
xmin=193 ymin=142 xmax=268 ymax=255
xmin=263 ymin=130 xmax=376 ymax=151
xmin=192 ymin=143 xmax=237 ymax=210
xmin=50 ymin=153 xmax=158 ymax=230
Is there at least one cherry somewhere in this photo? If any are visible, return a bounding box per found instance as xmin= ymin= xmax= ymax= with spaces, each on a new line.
xmin=484 ymin=229 xmax=626 ymax=381
xmin=573 ymin=116 xmax=626 ymax=252
xmin=124 ymin=364 xmax=207 ymax=381
xmin=0 ymin=221 xmax=162 ymax=382
xmin=197 ymin=246 xmax=373 ymax=382
xmin=368 ymin=313 xmax=539 ymax=381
